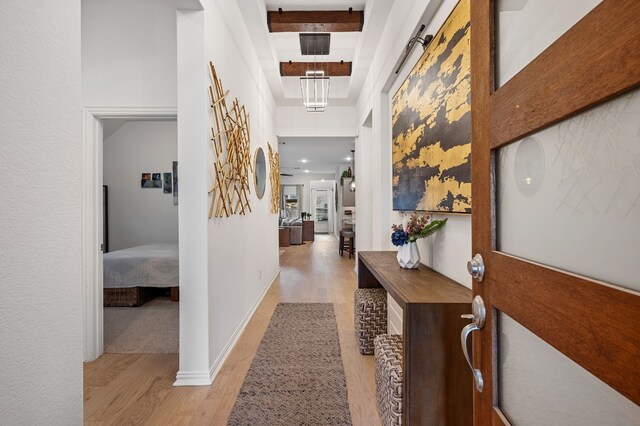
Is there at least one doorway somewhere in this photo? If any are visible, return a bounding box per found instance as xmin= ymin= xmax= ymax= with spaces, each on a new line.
xmin=82 ymin=107 xmax=177 ymax=361
xmin=101 ymin=118 xmax=179 ymax=354
xmin=311 ymin=187 xmax=335 ymax=234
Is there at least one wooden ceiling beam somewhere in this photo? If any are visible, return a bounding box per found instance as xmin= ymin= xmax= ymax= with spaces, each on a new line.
xmin=279 ymin=62 xmax=352 ymax=77
xmin=267 ymin=10 xmax=364 ymax=33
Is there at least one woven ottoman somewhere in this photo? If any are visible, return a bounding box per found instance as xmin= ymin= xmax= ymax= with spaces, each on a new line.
xmin=354 ymin=288 xmax=388 ymax=355
xmin=375 ymin=334 xmax=404 ymax=426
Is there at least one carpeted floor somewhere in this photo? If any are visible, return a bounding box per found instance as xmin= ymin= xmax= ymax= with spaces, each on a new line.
xmin=104 ymin=297 xmax=178 ymax=353
xmin=227 ymin=303 xmax=352 ymax=425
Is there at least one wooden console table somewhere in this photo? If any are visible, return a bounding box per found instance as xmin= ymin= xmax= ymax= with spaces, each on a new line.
xmin=302 ymin=220 xmax=315 ymax=241
xmin=358 ymin=251 xmax=472 ymax=425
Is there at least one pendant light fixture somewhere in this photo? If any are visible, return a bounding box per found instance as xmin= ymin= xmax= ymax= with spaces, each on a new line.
xmin=300 ymin=34 xmax=330 ymax=112
xmin=301 ymin=70 xmax=329 ymax=112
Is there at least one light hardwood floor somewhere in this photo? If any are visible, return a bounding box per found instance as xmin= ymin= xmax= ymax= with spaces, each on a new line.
xmin=84 ymin=234 xmax=381 ymax=425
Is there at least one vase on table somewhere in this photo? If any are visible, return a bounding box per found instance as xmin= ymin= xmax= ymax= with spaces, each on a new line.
xmin=397 ymin=241 xmax=420 ymax=269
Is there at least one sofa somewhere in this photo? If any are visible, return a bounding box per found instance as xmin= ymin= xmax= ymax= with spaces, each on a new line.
xmin=280 ymin=217 xmax=303 ymax=245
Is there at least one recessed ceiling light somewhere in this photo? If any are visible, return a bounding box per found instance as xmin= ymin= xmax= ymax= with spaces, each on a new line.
xmin=346 ymin=156 xmax=352 ymax=161
xmin=304 ymin=169 xmax=309 ymax=173
xmin=301 ymin=159 xmax=308 ymax=163
xmin=322 ymin=179 xmax=325 ymax=182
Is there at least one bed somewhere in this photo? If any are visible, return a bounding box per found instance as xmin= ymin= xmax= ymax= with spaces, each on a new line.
xmin=103 ymin=243 xmax=179 ymax=307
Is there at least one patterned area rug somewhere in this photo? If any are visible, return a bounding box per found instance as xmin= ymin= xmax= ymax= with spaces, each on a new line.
xmin=227 ymin=303 xmax=353 ymax=425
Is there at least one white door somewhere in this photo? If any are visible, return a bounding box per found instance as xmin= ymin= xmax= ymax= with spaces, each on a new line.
xmin=312 ymin=189 xmax=334 ymax=234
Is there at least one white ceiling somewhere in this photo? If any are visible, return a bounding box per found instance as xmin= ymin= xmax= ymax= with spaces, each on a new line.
xmin=237 ymin=0 xmax=395 ymax=107
xmin=279 ymin=137 xmax=355 ymax=175
xmin=237 ymin=1 xmax=392 ymax=173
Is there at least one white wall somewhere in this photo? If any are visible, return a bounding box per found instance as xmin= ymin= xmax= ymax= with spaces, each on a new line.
xmin=389 ymin=0 xmax=470 ymax=283
xmin=82 ymin=0 xmax=213 ymax=382
xmin=103 ymin=120 xmax=178 ymax=251
xmin=0 ymin=1 xmax=83 ymax=423
xmin=354 ymin=0 xmax=470 ymax=335
xmin=356 ymin=0 xmax=469 ymax=281
xmin=355 ymin=122 xmax=373 ymax=259
xmin=82 ymin=0 xmax=178 ymax=108
xmin=277 ymin=106 xmax=358 ymax=137
xmin=175 ymin=5 xmax=211 ymax=384
xmin=84 ymin=0 xmax=280 ymax=388
xmin=201 ymin=0 xmax=280 ymax=383
xmin=281 ymin=173 xmax=335 ymax=214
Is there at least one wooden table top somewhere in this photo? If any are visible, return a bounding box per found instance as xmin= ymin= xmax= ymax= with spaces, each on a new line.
xmin=358 ymin=251 xmax=471 ymax=307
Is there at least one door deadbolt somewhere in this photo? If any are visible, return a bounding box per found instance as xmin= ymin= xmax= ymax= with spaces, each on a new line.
xmin=467 ymin=253 xmax=485 ymax=282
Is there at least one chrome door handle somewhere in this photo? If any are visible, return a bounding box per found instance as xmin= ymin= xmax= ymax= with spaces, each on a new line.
xmin=467 ymin=253 xmax=485 ymax=282
xmin=461 ymin=323 xmax=483 ymax=392
xmin=461 ymin=295 xmax=486 ymax=392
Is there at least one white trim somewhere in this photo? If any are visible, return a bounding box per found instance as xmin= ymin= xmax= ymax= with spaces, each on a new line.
xmin=82 ymin=106 xmax=177 ymax=361
xmin=173 ymin=267 xmax=281 ymax=387
xmin=173 ymin=370 xmax=215 ymax=387
xmin=83 ymin=106 xmax=178 ymax=119
xmin=82 ymin=109 xmax=103 ymax=361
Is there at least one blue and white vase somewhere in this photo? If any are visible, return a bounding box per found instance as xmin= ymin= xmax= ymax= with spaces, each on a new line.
xmin=397 ymin=241 xmax=420 ymax=269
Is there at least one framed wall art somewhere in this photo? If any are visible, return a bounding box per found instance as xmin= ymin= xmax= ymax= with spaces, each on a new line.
xmin=392 ymin=0 xmax=471 ymax=213
xmin=163 ymin=172 xmax=172 ymax=194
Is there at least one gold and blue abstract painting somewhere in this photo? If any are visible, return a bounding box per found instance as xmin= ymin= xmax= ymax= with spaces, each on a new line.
xmin=392 ymin=0 xmax=471 ymax=213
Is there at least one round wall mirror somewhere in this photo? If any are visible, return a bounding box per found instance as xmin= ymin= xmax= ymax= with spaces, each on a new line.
xmin=254 ymin=147 xmax=267 ymax=199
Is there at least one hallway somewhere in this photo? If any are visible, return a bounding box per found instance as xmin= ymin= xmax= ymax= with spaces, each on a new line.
xmin=84 ymin=235 xmax=381 ymax=425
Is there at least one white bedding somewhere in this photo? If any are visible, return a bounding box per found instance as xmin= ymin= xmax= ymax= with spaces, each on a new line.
xmin=103 ymin=243 xmax=179 ymax=288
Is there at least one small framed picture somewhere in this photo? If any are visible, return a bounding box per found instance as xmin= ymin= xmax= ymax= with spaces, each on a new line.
xmin=141 ymin=172 xmax=152 ymax=188
xmin=151 ymin=173 xmax=162 ymax=188
xmin=163 ymin=173 xmax=172 ymax=194
xmin=172 ymin=161 xmax=178 ymax=205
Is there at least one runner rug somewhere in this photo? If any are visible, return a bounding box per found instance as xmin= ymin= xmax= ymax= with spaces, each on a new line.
xmin=227 ymin=303 xmax=353 ymax=425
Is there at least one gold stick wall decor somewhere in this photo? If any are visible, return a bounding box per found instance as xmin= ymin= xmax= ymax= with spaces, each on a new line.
xmin=208 ymin=61 xmax=253 ymax=219
xmin=268 ymin=143 xmax=281 ymax=214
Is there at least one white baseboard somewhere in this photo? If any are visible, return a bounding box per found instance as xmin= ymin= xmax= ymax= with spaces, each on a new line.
xmin=207 ymin=267 xmax=281 ymax=384
xmin=173 ymin=267 xmax=280 ymax=387
xmin=174 ymin=370 xmax=215 ymax=386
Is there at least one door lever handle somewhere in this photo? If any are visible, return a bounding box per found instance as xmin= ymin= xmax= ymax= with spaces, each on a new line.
xmin=460 ymin=295 xmax=486 ymax=392
xmin=461 ymin=322 xmax=484 ymax=392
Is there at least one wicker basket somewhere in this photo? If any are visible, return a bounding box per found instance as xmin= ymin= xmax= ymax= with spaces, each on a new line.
xmin=103 ymin=287 xmax=156 ymax=307
xmin=354 ymin=288 xmax=388 ymax=354
xmin=375 ymin=334 xmax=404 ymax=426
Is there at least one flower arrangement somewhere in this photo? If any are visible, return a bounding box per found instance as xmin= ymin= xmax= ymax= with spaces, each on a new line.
xmin=391 ymin=213 xmax=448 ymax=246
